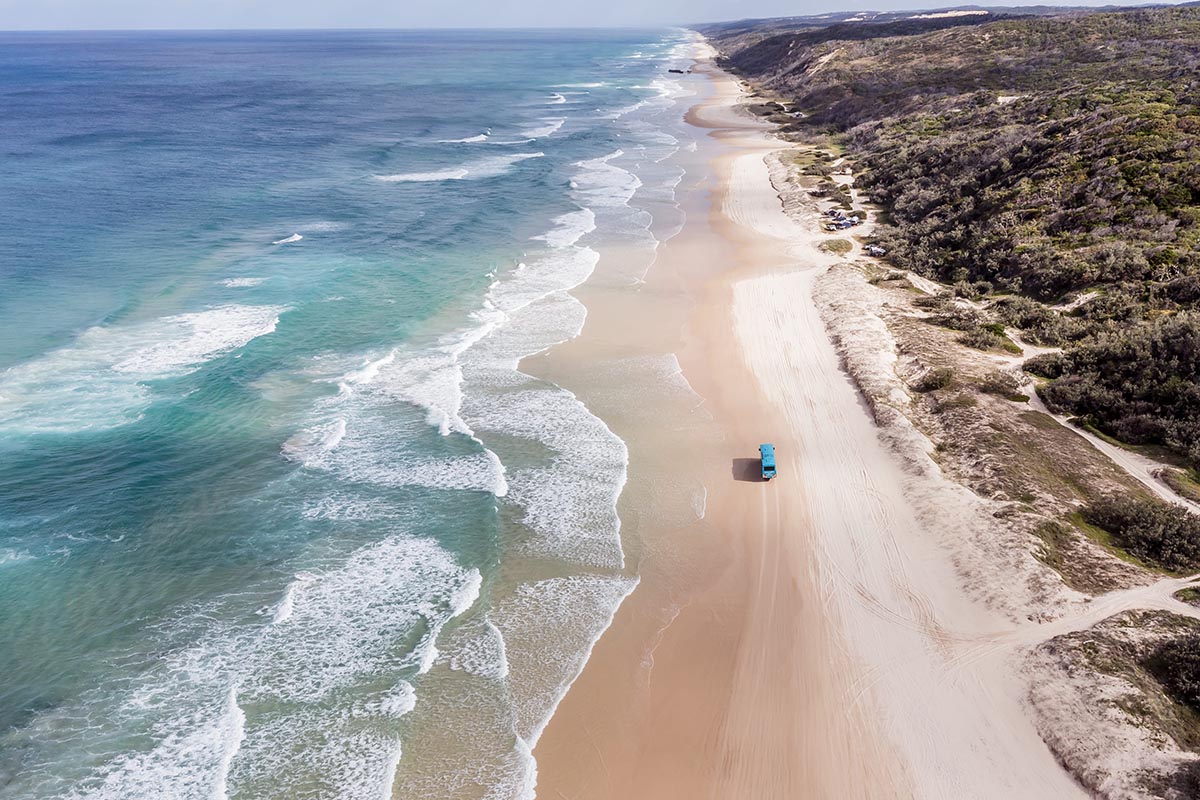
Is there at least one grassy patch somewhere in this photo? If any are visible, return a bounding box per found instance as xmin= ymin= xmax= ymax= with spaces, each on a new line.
xmin=819 ymin=238 xmax=853 ymax=255
xmin=779 ymin=147 xmax=824 ymax=171
xmin=1175 ymin=587 xmax=1200 ymax=606
xmin=869 ymin=270 xmax=915 ymax=290
xmin=956 ymin=410 xmax=1085 ymax=504
xmin=1033 ymin=520 xmax=1073 ymax=574
xmin=1162 ymin=468 xmax=1200 ymax=505
xmin=1033 ymin=516 xmax=1144 ymax=593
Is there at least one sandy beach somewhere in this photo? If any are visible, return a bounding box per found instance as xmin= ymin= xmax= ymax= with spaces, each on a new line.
xmin=19 ymin=18 xmax=1200 ymax=800
xmin=526 ymin=44 xmax=1095 ymax=799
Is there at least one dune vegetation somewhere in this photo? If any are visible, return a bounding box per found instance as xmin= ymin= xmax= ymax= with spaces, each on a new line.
xmin=704 ymin=7 xmax=1200 ymax=467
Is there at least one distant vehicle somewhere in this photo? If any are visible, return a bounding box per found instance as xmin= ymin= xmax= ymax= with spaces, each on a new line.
xmin=759 ymin=443 xmax=777 ymax=480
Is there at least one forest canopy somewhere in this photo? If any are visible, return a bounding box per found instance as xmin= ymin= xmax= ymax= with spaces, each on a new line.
xmin=706 ymin=7 xmax=1200 ymax=465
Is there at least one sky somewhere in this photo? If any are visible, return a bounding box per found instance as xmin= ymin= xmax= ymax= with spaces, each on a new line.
xmin=0 ymin=0 xmax=1174 ymax=30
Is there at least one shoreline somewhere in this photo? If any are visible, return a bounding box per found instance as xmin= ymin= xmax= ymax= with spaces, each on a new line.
xmin=529 ymin=42 xmax=1094 ymax=800
xmin=528 ymin=48 xmax=909 ymax=798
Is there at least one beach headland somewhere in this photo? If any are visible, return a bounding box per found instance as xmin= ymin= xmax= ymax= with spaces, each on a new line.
xmin=526 ymin=40 xmax=1110 ymax=800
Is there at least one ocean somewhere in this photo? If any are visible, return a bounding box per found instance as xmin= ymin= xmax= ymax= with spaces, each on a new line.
xmin=0 ymin=29 xmax=697 ymax=799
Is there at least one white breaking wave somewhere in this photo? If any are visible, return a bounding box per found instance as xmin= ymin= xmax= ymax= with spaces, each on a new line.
xmin=544 ymin=92 xmax=567 ymax=104
xmin=468 ymin=152 xmax=545 ymax=180
xmin=220 ymin=277 xmax=267 ymax=288
xmin=376 ymin=167 xmax=470 ymax=183
xmin=570 ymin=149 xmax=642 ymax=209
xmin=56 ymin=536 xmax=478 ymax=800
xmin=443 ymin=617 xmax=511 ymax=681
xmin=0 ymin=304 xmax=287 ymax=435
xmin=213 ymin=686 xmax=246 ymax=800
xmin=438 ymin=129 xmax=491 ymax=143
xmin=285 ymin=32 xmax=692 ymax=799
xmin=376 ymin=152 xmax=544 ymax=183
xmin=110 ymin=306 xmax=283 ymax=375
xmin=284 ymin=334 xmax=511 ymax=497
xmin=271 ymin=233 xmax=303 ymax=245
xmin=281 ymin=418 xmax=347 ymax=467
xmin=519 ymin=118 xmax=565 ymax=139
xmin=0 ymin=549 xmax=32 ymax=567
xmin=530 ymin=208 xmax=596 ymax=249
xmin=271 ymin=572 xmax=320 ymax=624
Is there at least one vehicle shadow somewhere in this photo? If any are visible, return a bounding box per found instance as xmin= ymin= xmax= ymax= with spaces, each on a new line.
xmin=731 ymin=458 xmax=765 ymax=482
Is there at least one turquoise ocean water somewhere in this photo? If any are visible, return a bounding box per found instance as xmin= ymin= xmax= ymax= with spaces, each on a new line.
xmin=0 ymin=29 xmax=697 ymax=799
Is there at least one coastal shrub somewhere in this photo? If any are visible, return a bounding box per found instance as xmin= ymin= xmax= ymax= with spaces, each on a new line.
xmin=931 ymin=304 xmax=983 ymax=332
xmin=1074 ymin=289 xmax=1146 ymax=323
xmin=913 ymin=366 xmax=954 ymax=392
xmin=979 ymin=370 xmax=1026 ymax=399
xmin=914 ymin=292 xmax=950 ymax=311
xmin=1145 ymin=634 xmax=1200 ymax=713
xmin=1167 ymin=276 xmax=1200 ymax=305
xmin=990 ymin=296 xmax=1090 ymax=346
xmin=1082 ymin=496 xmax=1200 ymax=572
xmin=1024 ymin=352 xmax=1065 ymax=379
xmin=953 ymin=280 xmax=992 ymax=300
xmin=959 ymin=327 xmax=1018 ymax=353
xmin=1039 ymin=315 xmax=1200 ymax=465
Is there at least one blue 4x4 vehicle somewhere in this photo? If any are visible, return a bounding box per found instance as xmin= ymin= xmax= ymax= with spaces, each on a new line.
xmin=759 ymin=443 xmax=776 ymax=480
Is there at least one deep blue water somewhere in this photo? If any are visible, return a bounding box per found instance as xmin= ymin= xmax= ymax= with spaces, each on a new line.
xmin=0 ymin=29 xmax=696 ymax=799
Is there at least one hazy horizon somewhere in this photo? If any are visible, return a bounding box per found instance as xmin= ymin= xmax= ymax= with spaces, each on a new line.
xmin=0 ymin=0 xmax=1183 ymax=31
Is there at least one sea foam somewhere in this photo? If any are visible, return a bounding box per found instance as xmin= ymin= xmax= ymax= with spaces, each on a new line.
xmin=53 ymin=536 xmax=478 ymax=800
xmin=0 ymin=304 xmax=287 ymax=435
xmin=376 ymin=153 xmax=544 ymax=183
xmin=220 ymin=277 xmax=267 ymax=288
xmin=438 ymin=130 xmax=491 ymax=143
xmin=519 ymin=118 xmax=565 ymax=139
